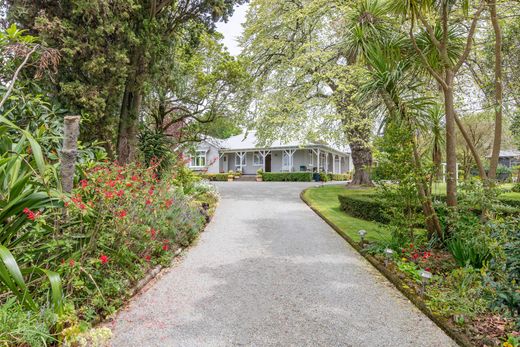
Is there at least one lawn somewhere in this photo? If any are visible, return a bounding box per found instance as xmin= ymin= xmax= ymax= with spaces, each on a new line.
xmin=302 ymin=185 xmax=387 ymax=243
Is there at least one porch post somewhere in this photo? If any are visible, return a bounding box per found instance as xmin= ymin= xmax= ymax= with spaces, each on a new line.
xmin=317 ymin=148 xmax=320 ymax=171
xmin=333 ymin=154 xmax=336 ymax=174
xmin=283 ymin=149 xmax=296 ymax=172
xmin=237 ymin=151 xmax=246 ymax=172
xmin=325 ymin=152 xmax=329 ymax=173
xmin=339 ymin=156 xmax=342 ymax=173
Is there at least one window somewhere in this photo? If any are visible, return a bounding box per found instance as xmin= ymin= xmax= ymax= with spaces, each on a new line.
xmin=190 ymin=150 xmax=206 ymax=167
xmin=282 ymin=152 xmax=290 ymax=167
xmin=253 ymin=152 xmax=263 ymax=166
xmin=235 ymin=154 xmax=246 ymax=167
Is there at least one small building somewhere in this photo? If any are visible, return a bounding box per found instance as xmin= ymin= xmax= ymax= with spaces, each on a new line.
xmin=487 ymin=149 xmax=520 ymax=168
xmin=188 ymin=131 xmax=353 ymax=175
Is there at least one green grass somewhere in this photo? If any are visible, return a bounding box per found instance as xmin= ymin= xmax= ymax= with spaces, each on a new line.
xmin=302 ymin=185 xmax=387 ymax=243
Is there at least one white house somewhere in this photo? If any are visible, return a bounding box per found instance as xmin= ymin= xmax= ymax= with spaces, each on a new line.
xmin=188 ymin=131 xmax=353 ymax=175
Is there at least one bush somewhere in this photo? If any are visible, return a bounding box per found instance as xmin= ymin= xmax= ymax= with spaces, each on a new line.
xmin=511 ymin=183 xmax=520 ymax=193
xmin=338 ymin=194 xmax=388 ymax=223
xmin=0 ymin=299 xmax=56 ymax=347
xmin=446 ymin=238 xmax=492 ymax=269
xmin=59 ymin=163 xmax=206 ymax=321
xmin=320 ymin=172 xmax=330 ymax=182
xmin=198 ymin=173 xmax=228 ymax=181
xmin=331 ymin=173 xmax=351 ymax=181
xmin=262 ymin=172 xmax=313 ymax=182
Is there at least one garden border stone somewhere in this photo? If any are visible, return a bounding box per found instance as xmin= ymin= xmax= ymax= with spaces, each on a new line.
xmin=300 ymin=187 xmax=474 ymax=347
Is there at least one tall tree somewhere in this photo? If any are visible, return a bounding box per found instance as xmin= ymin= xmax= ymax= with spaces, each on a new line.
xmin=390 ymin=0 xmax=486 ymax=207
xmin=3 ymin=0 xmax=246 ymax=162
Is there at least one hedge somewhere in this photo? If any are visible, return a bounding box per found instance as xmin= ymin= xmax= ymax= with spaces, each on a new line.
xmin=198 ymin=173 xmax=228 ymax=181
xmin=338 ymin=194 xmax=388 ymax=223
xmin=262 ymin=172 xmax=313 ymax=182
xmin=331 ymin=173 xmax=352 ymax=181
xmin=338 ymin=194 xmax=520 ymax=224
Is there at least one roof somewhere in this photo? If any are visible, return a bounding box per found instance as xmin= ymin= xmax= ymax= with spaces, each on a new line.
xmin=208 ymin=131 xmax=351 ymax=156
xmin=486 ymin=149 xmax=520 ymax=158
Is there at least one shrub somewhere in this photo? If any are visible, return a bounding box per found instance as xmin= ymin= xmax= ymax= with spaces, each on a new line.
xmin=0 ymin=299 xmax=56 ymax=347
xmin=319 ymin=172 xmax=330 ymax=182
xmin=446 ymin=238 xmax=492 ymax=269
xmin=198 ymin=173 xmax=228 ymax=181
xmin=262 ymin=172 xmax=313 ymax=182
xmin=331 ymin=173 xmax=351 ymax=181
xmin=59 ymin=163 xmax=206 ymax=321
xmin=511 ymin=183 xmax=520 ymax=193
xmin=338 ymin=194 xmax=387 ymax=223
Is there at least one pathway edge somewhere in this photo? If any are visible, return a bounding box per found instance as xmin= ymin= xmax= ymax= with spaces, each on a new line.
xmin=300 ymin=187 xmax=472 ymax=347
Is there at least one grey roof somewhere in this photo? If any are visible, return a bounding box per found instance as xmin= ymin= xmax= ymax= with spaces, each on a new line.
xmin=486 ymin=149 xmax=520 ymax=158
xmin=210 ymin=131 xmax=350 ymax=155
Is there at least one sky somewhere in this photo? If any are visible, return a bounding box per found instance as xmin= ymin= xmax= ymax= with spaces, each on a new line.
xmin=215 ymin=4 xmax=249 ymax=56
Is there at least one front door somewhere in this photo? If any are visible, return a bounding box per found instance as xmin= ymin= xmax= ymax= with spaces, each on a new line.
xmin=265 ymin=154 xmax=272 ymax=172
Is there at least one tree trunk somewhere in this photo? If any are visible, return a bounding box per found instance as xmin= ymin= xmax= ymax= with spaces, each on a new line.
xmin=443 ymin=71 xmax=458 ymax=207
xmin=349 ymin=140 xmax=373 ymax=186
xmin=487 ymin=0 xmax=503 ymax=180
xmin=454 ymin=113 xmax=487 ymax=180
xmin=117 ymin=50 xmax=146 ymax=164
xmin=61 ymin=116 xmax=81 ymax=193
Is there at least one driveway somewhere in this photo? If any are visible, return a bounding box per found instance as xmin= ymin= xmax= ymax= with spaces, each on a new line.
xmin=110 ymin=182 xmax=455 ymax=347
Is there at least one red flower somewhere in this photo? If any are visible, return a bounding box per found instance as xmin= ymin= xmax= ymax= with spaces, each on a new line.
xmin=126 ymin=182 xmax=133 ymax=187
xmin=145 ymin=199 xmax=152 ymax=206
xmin=425 ymin=267 xmax=431 ymax=272
xmin=116 ymin=190 xmax=124 ymax=197
xmin=131 ymin=175 xmax=138 ymax=181
xmin=149 ymin=228 xmax=157 ymax=239
xmin=23 ymin=207 xmax=36 ymax=221
xmin=99 ymin=254 xmax=109 ymax=264
xmin=107 ymin=180 xmax=116 ymax=188
xmin=117 ymin=210 xmax=127 ymax=218
xmin=422 ymin=251 xmax=432 ymax=260
xmin=165 ymin=199 xmax=173 ymax=208
xmin=162 ymin=244 xmax=169 ymax=251
xmin=104 ymin=191 xmax=114 ymax=199
xmin=69 ymin=259 xmax=75 ymax=267
xmin=79 ymin=203 xmax=86 ymax=210
xmin=80 ymin=179 xmax=88 ymax=188
xmin=411 ymin=253 xmax=419 ymax=260
xmin=148 ymin=188 xmax=154 ymax=196
xmin=144 ymin=255 xmax=151 ymax=262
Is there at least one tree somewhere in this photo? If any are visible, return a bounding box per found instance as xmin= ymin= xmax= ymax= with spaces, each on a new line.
xmin=390 ymin=0 xmax=487 ymax=207
xmin=4 ymin=0 xmax=246 ymax=162
xmin=141 ymin=31 xmax=247 ymax=145
xmin=241 ymin=0 xmax=386 ymax=185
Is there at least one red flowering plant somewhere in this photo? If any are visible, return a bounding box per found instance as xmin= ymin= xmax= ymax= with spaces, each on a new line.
xmin=60 ymin=161 xmax=206 ymax=320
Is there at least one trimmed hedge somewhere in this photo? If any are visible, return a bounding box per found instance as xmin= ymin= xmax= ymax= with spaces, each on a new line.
xmin=262 ymin=172 xmax=313 ymax=182
xmin=339 ymin=193 xmax=520 ymax=224
xmin=198 ymin=173 xmax=228 ymax=181
xmin=338 ymin=194 xmax=388 ymax=223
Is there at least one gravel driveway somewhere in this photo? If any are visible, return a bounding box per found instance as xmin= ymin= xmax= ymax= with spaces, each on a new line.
xmin=110 ymin=182 xmax=456 ymax=347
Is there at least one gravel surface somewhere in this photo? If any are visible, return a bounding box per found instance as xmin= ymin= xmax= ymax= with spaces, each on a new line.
xmin=109 ymin=182 xmax=456 ymax=347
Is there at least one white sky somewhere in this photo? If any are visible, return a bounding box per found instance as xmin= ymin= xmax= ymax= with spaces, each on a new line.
xmin=216 ymin=4 xmax=249 ymax=56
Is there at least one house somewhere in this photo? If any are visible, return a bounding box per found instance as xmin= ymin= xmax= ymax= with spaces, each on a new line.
xmin=487 ymin=149 xmax=520 ymax=168
xmin=188 ymin=131 xmax=353 ymax=175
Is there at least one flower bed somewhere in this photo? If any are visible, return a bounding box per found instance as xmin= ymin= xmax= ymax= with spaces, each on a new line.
xmin=262 ymin=172 xmax=313 ymax=182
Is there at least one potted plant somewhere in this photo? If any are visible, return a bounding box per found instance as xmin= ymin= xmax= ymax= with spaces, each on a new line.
xmin=256 ymin=169 xmax=263 ymax=182
xmin=234 ymin=169 xmax=241 ymax=179
xmin=227 ymin=170 xmax=234 ymax=182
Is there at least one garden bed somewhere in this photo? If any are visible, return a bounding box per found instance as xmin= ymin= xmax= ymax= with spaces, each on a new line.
xmin=302 ymin=185 xmax=519 ymax=347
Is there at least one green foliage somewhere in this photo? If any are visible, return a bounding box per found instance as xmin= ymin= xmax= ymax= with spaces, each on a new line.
xmin=512 ymin=183 xmax=520 ymax=193
xmin=0 ymin=298 xmax=56 ymax=347
xmin=331 ymin=173 xmax=352 ymax=181
xmin=319 ymin=172 xmax=330 ymax=182
xmin=138 ymin=127 xmax=174 ymax=176
xmin=198 ymin=173 xmax=228 ymax=181
xmin=426 ymin=267 xmax=490 ymax=320
xmin=446 ymin=238 xmax=492 ymax=269
xmin=262 ymin=172 xmax=313 ymax=182
xmin=338 ymin=194 xmax=387 ymax=223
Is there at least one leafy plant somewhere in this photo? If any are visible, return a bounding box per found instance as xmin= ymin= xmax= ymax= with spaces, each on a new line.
xmin=447 ymin=238 xmax=492 ymax=269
